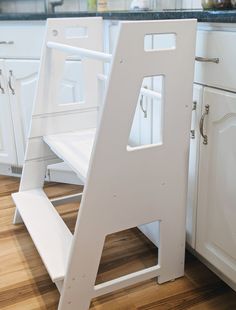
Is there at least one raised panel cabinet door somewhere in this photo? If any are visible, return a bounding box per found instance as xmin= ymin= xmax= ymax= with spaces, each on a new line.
xmin=5 ymin=59 xmax=40 ymax=165
xmin=196 ymin=87 xmax=236 ymax=286
xmin=0 ymin=61 xmax=17 ymax=165
xmin=5 ymin=59 xmax=85 ymax=165
xmin=186 ymin=84 xmax=203 ymax=248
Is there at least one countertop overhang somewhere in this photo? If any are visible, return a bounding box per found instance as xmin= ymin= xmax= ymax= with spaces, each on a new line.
xmin=0 ymin=9 xmax=236 ymax=23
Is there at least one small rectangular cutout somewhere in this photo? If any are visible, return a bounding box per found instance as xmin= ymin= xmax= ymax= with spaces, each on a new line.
xmin=144 ymin=33 xmax=176 ymax=51
xmin=65 ymin=26 xmax=88 ymax=39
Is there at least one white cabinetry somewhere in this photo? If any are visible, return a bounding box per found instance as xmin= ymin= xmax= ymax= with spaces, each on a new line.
xmin=195 ymin=29 xmax=236 ymax=92
xmin=0 ymin=22 xmax=84 ymax=182
xmin=0 ymin=21 xmax=45 ymax=174
xmin=196 ymin=87 xmax=236 ymax=289
xmin=194 ymin=25 xmax=236 ymax=290
xmin=0 ymin=61 xmax=17 ymax=165
xmin=3 ymin=59 xmax=84 ymax=166
xmin=5 ymin=60 xmax=39 ymax=165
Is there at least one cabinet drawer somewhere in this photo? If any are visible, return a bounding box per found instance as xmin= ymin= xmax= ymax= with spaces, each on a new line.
xmin=195 ymin=30 xmax=236 ymax=92
xmin=0 ymin=21 xmax=45 ymax=59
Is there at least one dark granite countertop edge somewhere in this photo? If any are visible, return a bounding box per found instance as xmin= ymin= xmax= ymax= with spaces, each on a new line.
xmin=0 ymin=10 xmax=236 ymax=23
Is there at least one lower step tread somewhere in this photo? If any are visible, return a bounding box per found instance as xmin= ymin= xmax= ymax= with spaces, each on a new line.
xmin=12 ymin=189 xmax=72 ymax=282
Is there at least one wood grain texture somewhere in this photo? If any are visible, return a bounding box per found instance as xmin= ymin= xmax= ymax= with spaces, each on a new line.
xmin=0 ymin=175 xmax=235 ymax=309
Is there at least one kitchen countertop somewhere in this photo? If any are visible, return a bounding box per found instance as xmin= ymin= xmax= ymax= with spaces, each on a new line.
xmin=0 ymin=9 xmax=236 ymax=23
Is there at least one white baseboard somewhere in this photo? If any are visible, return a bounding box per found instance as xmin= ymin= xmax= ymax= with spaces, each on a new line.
xmin=0 ymin=163 xmax=21 ymax=178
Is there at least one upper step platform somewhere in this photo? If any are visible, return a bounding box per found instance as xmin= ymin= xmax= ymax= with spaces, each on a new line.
xmin=12 ymin=189 xmax=73 ymax=282
xmin=44 ymin=128 xmax=96 ymax=183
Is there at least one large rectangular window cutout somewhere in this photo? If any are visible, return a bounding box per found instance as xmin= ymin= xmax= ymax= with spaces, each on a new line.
xmin=144 ymin=33 xmax=176 ymax=51
xmin=96 ymin=221 xmax=160 ymax=286
xmin=128 ymin=75 xmax=164 ymax=151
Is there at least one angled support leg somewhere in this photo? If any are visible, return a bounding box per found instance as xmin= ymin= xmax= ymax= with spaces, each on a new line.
xmin=157 ymin=219 xmax=186 ymax=284
xmin=58 ymin=226 xmax=105 ymax=310
xmin=13 ymin=157 xmax=60 ymax=224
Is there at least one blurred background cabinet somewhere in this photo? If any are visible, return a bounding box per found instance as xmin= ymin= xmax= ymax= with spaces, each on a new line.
xmin=196 ymin=87 xmax=236 ymax=289
xmin=0 ymin=60 xmax=17 ymax=166
xmin=193 ymin=26 xmax=236 ymax=290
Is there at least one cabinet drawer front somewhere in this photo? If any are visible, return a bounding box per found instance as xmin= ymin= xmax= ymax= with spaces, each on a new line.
xmin=195 ymin=30 xmax=236 ymax=92
xmin=0 ymin=21 xmax=45 ymax=59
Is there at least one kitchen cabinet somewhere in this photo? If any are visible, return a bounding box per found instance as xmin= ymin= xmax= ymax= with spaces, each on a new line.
xmin=4 ymin=59 xmax=84 ymax=166
xmin=196 ymin=87 xmax=236 ymax=288
xmin=193 ymin=26 xmax=236 ymax=290
xmin=195 ymin=29 xmax=236 ymax=93
xmin=5 ymin=59 xmax=39 ymax=165
xmin=0 ymin=21 xmax=86 ymax=181
xmin=0 ymin=61 xmax=17 ymax=165
xmin=0 ymin=21 xmax=45 ymax=174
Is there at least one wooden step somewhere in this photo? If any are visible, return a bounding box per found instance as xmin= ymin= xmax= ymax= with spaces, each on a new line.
xmin=44 ymin=128 xmax=96 ymax=183
xmin=12 ymin=189 xmax=72 ymax=282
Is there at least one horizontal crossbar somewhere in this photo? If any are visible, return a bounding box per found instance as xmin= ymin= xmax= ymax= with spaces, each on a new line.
xmin=93 ymin=264 xmax=161 ymax=297
xmin=97 ymin=74 xmax=162 ymax=100
xmin=47 ymin=41 xmax=112 ymax=63
xmin=50 ymin=192 xmax=83 ymax=207
xmin=141 ymin=86 xmax=162 ymax=100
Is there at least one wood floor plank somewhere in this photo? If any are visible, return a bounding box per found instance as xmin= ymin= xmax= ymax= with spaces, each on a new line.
xmin=188 ymin=290 xmax=236 ymax=310
xmin=0 ymin=176 xmax=235 ymax=309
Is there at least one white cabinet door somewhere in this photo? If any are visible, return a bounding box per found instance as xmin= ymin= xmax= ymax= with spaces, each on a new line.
xmin=5 ymin=59 xmax=39 ymax=165
xmin=0 ymin=61 xmax=17 ymax=165
xmin=196 ymin=87 xmax=236 ymax=285
xmin=186 ymin=84 xmax=203 ymax=248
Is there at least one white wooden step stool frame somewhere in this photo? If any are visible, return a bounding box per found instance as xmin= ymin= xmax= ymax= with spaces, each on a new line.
xmin=12 ymin=17 xmax=197 ymax=310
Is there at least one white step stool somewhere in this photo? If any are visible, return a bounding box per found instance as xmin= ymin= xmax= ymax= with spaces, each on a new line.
xmin=12 ymin=17 xmax=196 ymax=310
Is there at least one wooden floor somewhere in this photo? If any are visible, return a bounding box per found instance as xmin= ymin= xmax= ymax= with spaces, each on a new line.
xmin=0 ymin=175 xmax=236 ymax=310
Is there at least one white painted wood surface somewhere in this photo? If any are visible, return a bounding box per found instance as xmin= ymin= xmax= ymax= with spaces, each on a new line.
xmin=0 ymin=21 xmax=45 ymax=59
xmin=12 ymin=189 xmax=73 ymax=282
xmin=196 ymin=86 xmax=236 ymax=286
xmin=47 ymin=41 xmax=112 ymax=62
xmin=13 ymin=18 xmax=197 ymax=310
xmin=44 ymin=128 xmax=96 ymax=183
xmin=13 ymin=15 xmax=103 ymax=227
xmin=195 ymin=30 xmax=236 ymax=93
xmin=60 ymin=19 xmax=196 ymax=310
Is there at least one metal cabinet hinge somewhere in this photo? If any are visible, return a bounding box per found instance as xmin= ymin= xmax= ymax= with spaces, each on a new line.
xmin=190 ymin=129 xmax=195 ymax=139
xmin=8 ymin=70 xmax=15 ymax=95
xmin=0 ymin=70 xmax=5 ymax=94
